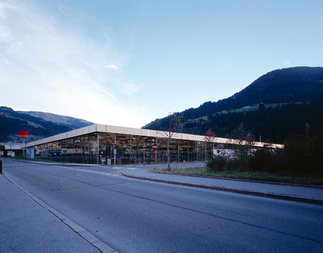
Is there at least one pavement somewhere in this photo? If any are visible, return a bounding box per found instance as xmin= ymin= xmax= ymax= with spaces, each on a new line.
xmin=0 ymin=166 xmax=115 ymax=253
xmin=122 ymin=163 xmax=323 ymax=205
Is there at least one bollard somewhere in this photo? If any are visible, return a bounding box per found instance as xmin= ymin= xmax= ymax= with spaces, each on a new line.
xmin=0 ymin=160 xmax=2 ymax=174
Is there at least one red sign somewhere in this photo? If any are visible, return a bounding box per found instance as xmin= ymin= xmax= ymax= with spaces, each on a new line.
xmin=152 ymin=143 xmax=158 ymax=150
xmin=19 ymin=131 xmax=29 ymax=138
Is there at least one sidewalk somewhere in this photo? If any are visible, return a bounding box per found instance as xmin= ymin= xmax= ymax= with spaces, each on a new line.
xmin=0 ymin=174 xmax=113 ymax=253
xmin=122 ymin=167 xmax=323 ymax=205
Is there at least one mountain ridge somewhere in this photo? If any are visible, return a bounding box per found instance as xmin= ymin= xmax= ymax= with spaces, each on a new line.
xmin=1 ymin=66 xmax=322 ymax=143
xmin=143 ymin=66 xmax=323 ymax=142
xmin=0 ymin=107 xmax=93 ymax=142
xmin=18 ymin=110 xmax=93 ymax=129
xmin=181 ymin=66 xmax=323 ymax=120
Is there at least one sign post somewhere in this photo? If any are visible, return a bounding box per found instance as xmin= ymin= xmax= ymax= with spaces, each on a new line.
xmin=19 ymin=131 xmax=29 ymax=158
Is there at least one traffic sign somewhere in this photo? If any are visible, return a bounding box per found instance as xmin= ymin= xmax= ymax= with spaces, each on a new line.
xmin=152 ymin=143 xmax=158 ymax=150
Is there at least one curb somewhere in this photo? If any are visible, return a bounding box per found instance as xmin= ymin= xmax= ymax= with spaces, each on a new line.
xmin=150 ymin=170 xmax=323 ymax=189
xmin=122 ymin=172 xmax=323 ymax=205
xmin=3 ymin=173 xmax=118 ymax=253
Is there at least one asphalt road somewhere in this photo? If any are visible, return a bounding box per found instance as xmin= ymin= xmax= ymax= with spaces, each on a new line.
xmin=3 ymin=159 xmax=323 ymax=252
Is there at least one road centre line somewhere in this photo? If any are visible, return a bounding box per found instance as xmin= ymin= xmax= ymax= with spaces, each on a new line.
xmin=54 ymin=166 xmax=119 ymax=177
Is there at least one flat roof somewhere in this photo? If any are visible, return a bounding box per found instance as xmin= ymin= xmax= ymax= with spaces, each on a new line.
xmin=26 ymin=124 xmax=284 ymax=149
xmin=1 ymin=143 xmax=24 ymax=150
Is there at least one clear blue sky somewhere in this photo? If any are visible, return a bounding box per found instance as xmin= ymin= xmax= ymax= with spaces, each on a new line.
xmin=1 ymin=0 xmax=322 ymax=127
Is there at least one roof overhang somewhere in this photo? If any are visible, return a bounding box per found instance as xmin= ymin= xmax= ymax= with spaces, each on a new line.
xmin=26 ymin=124 xmax=284 ymax=149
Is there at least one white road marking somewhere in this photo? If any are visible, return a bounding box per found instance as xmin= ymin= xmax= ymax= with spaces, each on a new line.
xmin=54 ymin=166 xmax=120 ymax=177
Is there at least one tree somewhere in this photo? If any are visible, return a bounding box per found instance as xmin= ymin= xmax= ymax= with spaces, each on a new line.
xmin=228 ymin=123 xmax=255 ymax=171
xmin=204 ymin=129 xmax=216 ymax=159
xmin=205 ymin=129 xmax=216 ymax=143
xmin=163 ymin=112 xmax=183 ymax=170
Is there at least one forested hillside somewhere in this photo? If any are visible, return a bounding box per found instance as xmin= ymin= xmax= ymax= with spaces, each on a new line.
xmin=182 ymin=66 xmax=323 ymax=120
xmin=183 ymin=100 xmax=323 ymax=143
xmin=0 ymin=107 xmax=92 ymax=142
xmin=143 ymin=67 xmax=323 ymax=143
xmin=18 ymin=111 xmax=92 ymax=129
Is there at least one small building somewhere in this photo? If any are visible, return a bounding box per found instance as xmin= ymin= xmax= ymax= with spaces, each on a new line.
xmin=0 ymin=143 xmax=24 ymax=157
xmin=25 ymin=124 xmax=283 ymax=165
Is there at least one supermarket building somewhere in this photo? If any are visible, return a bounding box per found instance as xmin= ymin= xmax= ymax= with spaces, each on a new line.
xmin=25 ymin=124 xmax=283 ymax=165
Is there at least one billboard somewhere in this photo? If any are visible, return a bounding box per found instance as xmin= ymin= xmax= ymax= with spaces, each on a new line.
xmin=19 ymin=131 xmax=29 ymax=138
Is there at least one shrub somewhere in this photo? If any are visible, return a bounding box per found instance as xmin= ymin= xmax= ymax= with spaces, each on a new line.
xmin=284 ymin=131 xmax=323 ymax=177
xmin=249 ymin=149 xmax=266 ymax=172
xmin=226 ymin=158 xmax=244 ymax=171
xmin=248 ymin=130 xmax=323 ymax=178
xmin=249 ymin=148 xmax=285 ymax=174
xmin=206 ymin=155 xmax=227 ymax=172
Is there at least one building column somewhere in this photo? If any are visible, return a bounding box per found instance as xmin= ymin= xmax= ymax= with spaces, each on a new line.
xmin=196 ymin=142 xmax=198 ymax=162
xmin=177 ymin=140 xmax=180 ymax=163
xmin=187 ymin=141 xmax=189 ymax=162
xmin=143 ymin=137 xmax=145 ymax=165
xmin=114 ymin=135 xmax=117 ymax=165
xmin=205 ymin=142 xmax=207 ymax=161
xmin=97 ymin=133 xmax=100 ymax=164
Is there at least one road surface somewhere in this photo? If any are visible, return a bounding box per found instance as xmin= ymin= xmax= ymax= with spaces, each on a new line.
xmin=2 ymin=159 xmax=323 ymax=252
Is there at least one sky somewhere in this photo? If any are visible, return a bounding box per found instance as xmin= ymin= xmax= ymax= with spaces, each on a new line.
xmin=1 ymin=0 xmax=322 ymax=128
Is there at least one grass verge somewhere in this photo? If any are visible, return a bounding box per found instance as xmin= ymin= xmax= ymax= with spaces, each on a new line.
xmin=151 ymin=167 xmax=323 ymax=186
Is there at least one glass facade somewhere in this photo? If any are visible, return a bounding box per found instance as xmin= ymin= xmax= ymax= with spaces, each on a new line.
xmin=32 ymin=132 xmax=215 ymax=165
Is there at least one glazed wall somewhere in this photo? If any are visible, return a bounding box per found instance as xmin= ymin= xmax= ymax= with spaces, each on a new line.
xmin=33 ymin=132 xmax=215 ymax=165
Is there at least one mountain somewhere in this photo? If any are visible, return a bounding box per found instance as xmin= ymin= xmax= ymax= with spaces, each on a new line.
xmin=0 ymin=107 xmax=93 ymax=142
xmin=18 ymin=111 xmax=93 ymax=129
xmin=143 ymin=66 xmax=323 ymax=143
xmin=2 ymin=66 xmax=322 ymax=143
xmin=180 ymin=66 xmax=323 ymax=121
